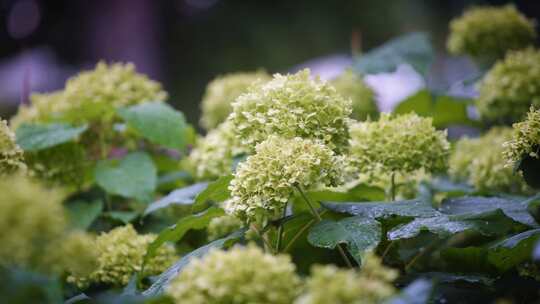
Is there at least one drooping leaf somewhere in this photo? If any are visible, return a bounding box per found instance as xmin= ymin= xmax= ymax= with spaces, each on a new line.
xmin=142 ymin=207 xmax=225 ymax=270
xmin=15 ymin=123 xmax=88 ymax=151
xmin=439 ymin=196 xmax=539 ymax=228
xmin=533 ymin=239 xmax=540 ymax=261
xmin=355 ymin=32 xmax=434 ymax=76
xmin=64 ymin=293 xmax=91 ymax=304
xmin=416 ymin=272 xmax=494 ymax=286
xmin=118 ymin=102 xmax=189 ymax=151
xmin=143 ymin=229 xmax=244 ymax=297
xmin=95 ymin=152 xmax=157 ymax=201
xmin=388 ymin=210 xmax=516 ymax=240
xmin=322 ymin=199 xmax=439 ymax=220
xmin=191 ymin=175 xmax=233 ymax=213
xmin=308 ymin=216 xmax=381 ymax=264
xmin=144 ymin=182 xmax=209 ymax=216
xmin=65 ymin=199 xmax=103 ymax=230
xmin=387 ymin=278 xmax=433 ymax=304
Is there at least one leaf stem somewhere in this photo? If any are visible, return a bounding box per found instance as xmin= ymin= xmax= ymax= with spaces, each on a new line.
xmin=275 ymin=203 xmax=287 ymax=252
xmin=295 ymin=185 xmax=354 ymax=268
xmin=250 ymin=224 xmax=275 ymax=254
xmin=390 ymin=171 xmax=396 ymax=202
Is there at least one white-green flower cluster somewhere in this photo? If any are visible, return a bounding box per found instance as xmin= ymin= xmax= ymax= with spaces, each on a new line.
xmin=207 ymin=214 xmax=244 ymax=241
xmin=0 ymin=174 xmax=66 ymax=270
xmin=229 ymin=69 xmax=352 ymax=153
xmin=476 ymin=48 xmax=540 ymax=124
xmin=295 ymin=253 xmax=398 ymax=304
xmin=0 ymin=119 xmax=25 ymax=175
xmin=504 ymin=107 xmax=540 ymax=164
xmin=450 ymin=127 xmax=530 ymax=193
xmin=48 ymin=231 xmax=99 ymax=278
xmin=186 ymin=121 xmax=247 ymax=180
xmin=200 ymin=71 xmax=271 ymax=130
xmin=167 ymin=245 xmax=301 ymax=304
xmin=349 ymin=113 xmax=450 ymax=175
xmin=331 ymin=70 xmax=378 ymax=121
xmin=67 ymin=224 xmax=177 ymax=288
xmin=447 ymin=5 xmax=536 ymax=61
xmin=12 ymin=61 xmax=167 ymax=127
xmin=227 ymin=136 xmax=343 ymax=224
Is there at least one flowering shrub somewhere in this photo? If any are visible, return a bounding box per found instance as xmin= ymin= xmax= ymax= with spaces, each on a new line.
xmin=476 ymin=48 xmax=540 ymax=124
xmin=447 ymin=5 xmax=536 ymax=61
xmin=4 ymin=4 xmax=540 ymax=302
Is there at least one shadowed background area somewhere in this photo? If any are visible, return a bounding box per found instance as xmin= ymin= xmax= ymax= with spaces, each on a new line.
xmin=0 ymin=0 xmax=538 ymax=127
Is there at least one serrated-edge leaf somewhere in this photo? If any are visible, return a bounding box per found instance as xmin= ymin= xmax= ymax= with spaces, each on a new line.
xmin=308 ymin=216 xmax=381 ymax=264
xmin=16 ymin=123 xmax=88 ymax=151
xmin=144 ymin=182 xmax=209 ymax=216
xmin=142 ymin=229 xmax=245 ymax=297
xmin=142 ymin=207 xmax=225 ymax=270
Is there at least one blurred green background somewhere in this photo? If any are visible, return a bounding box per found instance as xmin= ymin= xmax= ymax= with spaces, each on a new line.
xmin=0 ymin=0 xmax=538 ymax=127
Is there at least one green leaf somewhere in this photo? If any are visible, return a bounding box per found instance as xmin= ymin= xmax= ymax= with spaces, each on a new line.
xmin=355 ymin=32 xmax=433 ymax=76
xmin=95 ymin=152 xmax=157 ymax=201
xmin=144 ymin=182 xmax=209 ymax=216
xmin=309 ymin=184 xmax=386 ymax=203
xmin=15 ymin=123 xmax=88 ymax=151
xmin=440 ymin=196 xmax=538 ymax=228
xmin=387 ymin=278 xmax=433 ymax=304
xmin=143 ymin=229 xmax=244 ymax=297
xmin=0 ymin=268 xmax=63 ymax=304
xmin=308 ymin=216 xmax=381 ymax=264
xmin=393 ymin=90 xmax=473 ymax=128
xmin=191 ymin=175 xmax=233 ymax=213
xmin=142 ymin=207 xmax=225 ymax=271
xmin=104 ymin=211 xmax=139 ymax=224
xmin=322 ymin=199 xmax=439 ymax=220
xmin=388 ymin=210 xmax=516 ymax=240
xmin=488 ymin=229 xmax=540 ymax=272
xmin=65 ymin=199 xmax=103 ymax=230
xmin=118 ymin=102 xmax=188 ymax=151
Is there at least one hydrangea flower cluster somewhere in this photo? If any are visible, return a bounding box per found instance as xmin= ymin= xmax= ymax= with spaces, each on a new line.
xmin=504 ymin=107 xmax=540 ymax=164
xmin=331 ymin=70 xmax=378 ymax=121
xmin=48 ymin=231 xmax=99 ymax=278
xmin=200 ymin=71 xmax=271 ymax=130
xmin=67 ymin=224 xmax=177 ymax=288
xmin=476 ymin=48 xmax=540 ymax=124
xmin=447 ymin=5 xmax=536 ymax=61
xmin=226 ymin=136 xmax=343 ymax=224
xmin=186 ymin=121 xmax=247 ymax=180
xmin=229 ymin=69 xmax=352 ymax=153
xmin=295 ymin=253 xmax=398 ymax=304
xmin=0 ymin=119 xmax=25 ymax=174
xmin=348 ymin=113 xmax=450 ymax=175
xmin=12 ymin=62 xmax=167 ymax=126
xmin=167 ymin=245 xmax=301 ymax=304
xmin=0 ymin=174 xmax=66 ymax=270
xmin=450 ymin=127 xmax=530 ymax=193
xmin=207 ymin=214 xmax=244 ymax=241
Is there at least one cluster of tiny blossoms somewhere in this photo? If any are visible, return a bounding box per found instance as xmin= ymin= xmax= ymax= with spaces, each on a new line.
xmin=348 ymin=113 xmax=450 ymax=175
xmin=47 ymin=231 xmax=99 ymax=278
xmin=200 ymin=71 xmax=271 ymax=130
xmin=450 ymin=127 xmax=530 ymax=194
xmin=476 ymin=48 xmax=540 ymax=124
xmin=447 ymin=5 xmax=536 ymax=61
xmin=167 ymin=245 xmax=301 ymax=304
xmin=229 ymin=69 xmax=352 ymax=153
xmin=12 ymin=61 xmax=167 ymax=127
xmin=504 ymin=107 xmax=540 ymax=164
xmin=207 ymin=214 xmax=244 ymax=241
xmin=186 ymin=121 xmax=247 ymax=180
xmin=67 ymin=224 xmax=177 ymax=288
xmin=295 ymin=253 xmax=398 ymax=304
xmin=0 ymin=174 xmax=66 ymax=270
xmin=331 ymin=70 xmax=378 ymax=121
xmin=226 ymin=136 xmax=343 ymax=224
xmin=0 ymin=119 xmax=25 ymax=174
